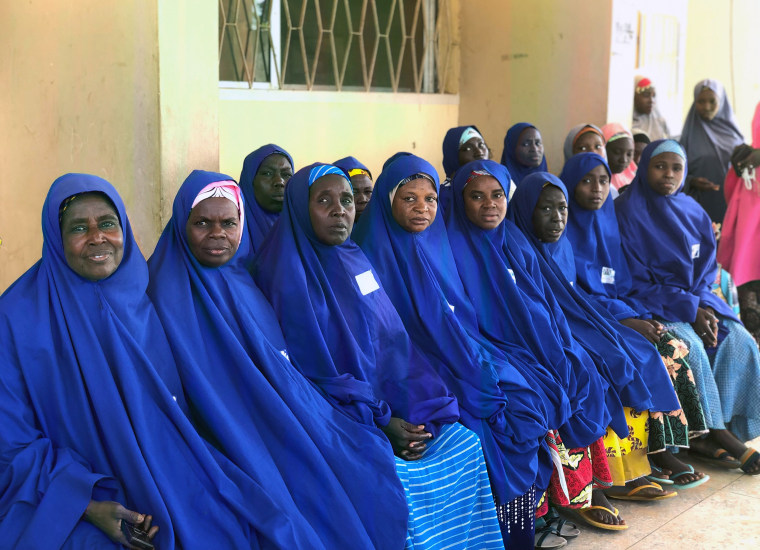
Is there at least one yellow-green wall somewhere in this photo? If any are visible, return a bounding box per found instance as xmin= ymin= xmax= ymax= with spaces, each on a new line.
xmin=682 ymin=0 xmax=760 ymax=138
xmin=219 ymin=91 xmax=459 ymax=182
xmin=457 ymin=0 xmax=614 ymax=172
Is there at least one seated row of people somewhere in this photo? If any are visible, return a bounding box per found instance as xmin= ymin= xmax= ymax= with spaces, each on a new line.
xmin=2 ymin=118 xmax=759 ymax=549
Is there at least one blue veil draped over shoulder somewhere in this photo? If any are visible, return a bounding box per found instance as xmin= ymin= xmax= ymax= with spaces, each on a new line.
xmin=0 ymin=174 xmax=302 ymax=549
xmin=147 ymin=170 xmax=408 ymax=549
xmin=508 ymin=172 xmax=680 ymax=415
xmin=500 ymin=122 xmax=548 ymax=186
xmin=353 ymin=154 xmax=559 ymax=502
xmin=252 ymin=163 xmax=459 ymax=436
xmin=444 ymin=160 xmax=615 ymax=445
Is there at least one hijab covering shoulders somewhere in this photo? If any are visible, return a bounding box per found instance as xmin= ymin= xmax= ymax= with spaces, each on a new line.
xmin=632 ymin=76 xmax=671 ymax=141
xmin=508 ymin=172 xmax=680 ymax=414
xmin=444 ymin=160 xmax=615 ymax=446
xmin=440 ymin=125 xmax=484 ymax=215
xmin=354 ymin=155 xmax=560 ymax=503
xmin=252 ymin=163 xmax=459 ymax=436
xmin=500 ymin=122 xmax=548 ymax=185
xmin=717 ymin=101 xmax=760 ymax=286
xmin=615 ymin=139 xmax=740 ymax=322
xmin=239 ymin=144 xmax=294 ymax=254
xmin=147 ymin=170 xmax=407 ymax=549
xmin=680 ymin=79 xmax=744 ymax=221
xmin=561 ymin=152 xmax=648 ymax=320
xmin=0 ymin=174 xmax=298 ymax=549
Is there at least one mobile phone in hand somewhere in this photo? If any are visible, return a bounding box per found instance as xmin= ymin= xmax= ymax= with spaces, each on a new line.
xmin=121 ymin=521 xmax=155 ymax=550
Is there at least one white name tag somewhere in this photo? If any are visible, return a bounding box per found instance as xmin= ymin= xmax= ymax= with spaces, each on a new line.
xmin=601 ymin=266 xmax=616 ymax=285
xmin=355 ymin=270 xmax=380 ymax=296
xmin=691 ymin=244 xmax=700 ymax=259
xmin=508 ymin=269 xmax=516 ymax=283
xmin=280 ymin=349 xmax=290 ymax=361
xmin=448 ymin=303 xmax=455 ymax=312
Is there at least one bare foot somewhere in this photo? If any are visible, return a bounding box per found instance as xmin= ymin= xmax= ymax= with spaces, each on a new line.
xmin=587 ymin=489 xmax=625 ymax=526
xmin=650 ymin=450 xmax=706 ymax=485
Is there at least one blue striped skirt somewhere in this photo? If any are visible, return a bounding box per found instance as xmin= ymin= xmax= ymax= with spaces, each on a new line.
xmin=395 ymin=422 xmax=504 ymax=549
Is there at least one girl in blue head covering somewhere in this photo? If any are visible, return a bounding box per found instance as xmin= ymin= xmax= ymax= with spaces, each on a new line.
xmin=333 ymin=155 xmax=374 ymax=220
xmin=509 ymin=171 xmax=684 ymax=501
xmin=445 ymin=160 xmax=634 ymax=532
xmin=0 ymin=174 xmax=309 ymax=548
xmin=238 ymin=143 xmax=294 ymax=255
xmin=562 ymin=153 xmax=710 ymax=488
xmin=147 ymin=170 xmax=408 ymax=549
xmin=500 ymin=122 xmax=548 ymax=186
xmin=354 ymin=154 xmax=568 ymax=548
xmin=252 ymin=163 xmax=504 ymax=549
xmin=616 ymin=139 xmax=760 ymax=475
xmin=439 ymin=125 xmax=490 ymax=215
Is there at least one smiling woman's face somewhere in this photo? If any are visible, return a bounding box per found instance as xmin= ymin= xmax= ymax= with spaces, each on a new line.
xmin=532 ymin=185 xmax=568 ymax=243
xmin=391 ymin=178 xmax=438 ymax=233
xmin=309 ymin=174 xmax=355 ymax=245
xmin=61 ymin=193 xmax=124 ymax=280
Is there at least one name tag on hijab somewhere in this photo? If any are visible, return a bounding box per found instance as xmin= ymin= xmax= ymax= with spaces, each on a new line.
xmin=691 ymin=244 xmax=700 ymax=259
xmin=508 ymin=269 xmax=516 ymax=284
xmin=601 ymin=267 xmax=616 ymax=285
xmin=355 ymin=270 xmax=380 ymax=296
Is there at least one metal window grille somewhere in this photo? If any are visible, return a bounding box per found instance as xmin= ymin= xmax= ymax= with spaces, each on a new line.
xmin=218 ymin=0 xmax=454 ymax=93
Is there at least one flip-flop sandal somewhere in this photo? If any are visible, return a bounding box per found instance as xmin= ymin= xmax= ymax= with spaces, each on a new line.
xmin=606 ymin=482 xmax=678 ymax=501
xmin=558 ymin=505 xmax=629 ymax=531
xmin=646 ymin=463 xmax=675 ymax=485
xmin=534 ymin=528 xmax=567 ymax=549
xmin=739 ymin=448 xmax=760 ymax=475
xmin=669 ymin=464 xmax=710 ymax=489
xmin=543 ymin=514 xmax=580 ymax=539
xmin=688 ymin=447 xmax=741 ymax=469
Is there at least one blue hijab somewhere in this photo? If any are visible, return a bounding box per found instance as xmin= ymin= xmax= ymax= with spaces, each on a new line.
xmin=147 ymin=170 xmax=407 ymax=549
xmin=333 ymin=155 xmax=372 ymax=179
xmin=509 ymin=172 xmax=680 ymax=414
xmin=440 ymin=125 xmax=484 ymax=215
xmin=252 ymin=163 xmax=459 ymax=437
xmin=0 ymin=174 xmax=298 ymax=549
xmin=561 ymin=153 xmax=648 ymax=320
xmin=354 ymin=155 xmax=558 ymax=503
xmin=500 ymin=123 xmax=548 ymax=185
xmin=615 ymin=139 xmax=739 ymax=322
xmin=445 ymin=160 xmax=615 ymax=446
xmin=238 ymin=144 xmax=294 ymax=254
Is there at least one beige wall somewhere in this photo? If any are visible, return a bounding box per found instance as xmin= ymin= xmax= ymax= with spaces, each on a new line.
xmin=0 ymin=1 xmax=161 ymax=291
xmin=219 ymin=91 xmax=459 ymax=182
xmin=682 ymin=0 xmax=760 ymax=139
xmin=457 ymin=0 xmax=614 ymax=173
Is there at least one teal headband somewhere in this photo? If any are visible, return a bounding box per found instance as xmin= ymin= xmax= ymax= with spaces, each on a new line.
xmin=651 ymin=140 xmax=685 ymax=160
xmin=308 ymin=164 xmax=352 ymax=188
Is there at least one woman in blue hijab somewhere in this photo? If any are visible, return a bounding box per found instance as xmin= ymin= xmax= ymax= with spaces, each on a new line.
xmin=562 ymin=152 xmax=709 ymax=488
xmin=252 ymin=163 xmax=504 ymax=549
xmin=500 ymin=122 xmax=548 ymax=186
xmin=0 ymin=174 xmax=313 ymax=548
xmin=509 ymin=171 xmax=683 ymax=501
xmin=616 ymin=139 xmax=760 ymax=475
xmin=353 ymin=153 xmax=567 ymax=547
xmin=238 ymin=143 xmax=294 ymax=255
xmin=333 ymin=155 xmax=374 ymax=220
xmin=445 ymin=160 xmax=632 ymax=533
xmin=147 ymin=170 xmax=408 ymax=548
xmin=439 ymin=125 xmax=490 ymax=214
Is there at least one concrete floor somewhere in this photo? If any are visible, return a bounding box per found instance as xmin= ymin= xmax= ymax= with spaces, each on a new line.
xmin=557 ymin=436 xmax=760 ymax=549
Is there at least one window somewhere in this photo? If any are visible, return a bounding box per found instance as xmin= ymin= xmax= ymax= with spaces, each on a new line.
xmin=218 ymin=0 xmax=454 ymax=93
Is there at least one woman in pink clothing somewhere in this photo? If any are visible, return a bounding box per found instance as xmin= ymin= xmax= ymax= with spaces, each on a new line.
xmin=602 ymin=123 xmax=637 ymax=191
xmin=717 ymin=101 xmax=760 ymax=345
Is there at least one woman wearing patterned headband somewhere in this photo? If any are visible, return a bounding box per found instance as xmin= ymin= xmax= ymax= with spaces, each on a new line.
xmin=333 ymin=156 xmax=374 ymax=220
xmin=632 ymin=76 xmax=671 ymax=141
xmin=147 ymin=170 xmax=409 ymax=549
xmin=680 ymin=79 xmax=745 ymax=223
xmin=616 ymin=139 xmax=760 ymax=475
xmin=602 ymin=123 xmax=637 ymax=191
xmin=252 ymin=163 xmax=504 ymax=549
